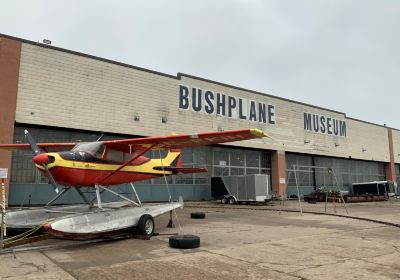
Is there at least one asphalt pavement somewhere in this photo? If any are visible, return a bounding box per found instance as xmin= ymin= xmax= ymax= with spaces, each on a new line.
xmin=1 ymin=199 xmax=400 ymax=279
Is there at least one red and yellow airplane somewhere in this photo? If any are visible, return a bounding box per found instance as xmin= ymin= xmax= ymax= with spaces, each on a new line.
xmin=0 ymin=129 xmax=268 ymax=192
xmin=0 ymin=128 xmax=269 ymax=238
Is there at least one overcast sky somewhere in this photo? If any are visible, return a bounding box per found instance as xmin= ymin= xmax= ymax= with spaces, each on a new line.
xmin=1 ymin=0 xmax=399 ymax=128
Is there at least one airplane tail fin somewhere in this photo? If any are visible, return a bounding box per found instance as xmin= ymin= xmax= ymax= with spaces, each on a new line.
xmin=168 ymin=132 xmax=182 ymax=168
xmin=154 ymin=132 xmax=207 ymax=174
xmin=168 ymin=148 xmax=182 ymax=168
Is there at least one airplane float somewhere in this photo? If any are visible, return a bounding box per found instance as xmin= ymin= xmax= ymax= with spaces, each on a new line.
xmin=0 ymin=128 xmax=268 ymax=239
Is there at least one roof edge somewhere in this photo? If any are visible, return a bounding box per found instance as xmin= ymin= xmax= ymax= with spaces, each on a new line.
xmin=0 ymin=33 xmax=177 ymax=80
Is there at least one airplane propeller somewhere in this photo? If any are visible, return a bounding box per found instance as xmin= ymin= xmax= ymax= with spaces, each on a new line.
xmin=24 ymin=129 xmax=59 ymax=194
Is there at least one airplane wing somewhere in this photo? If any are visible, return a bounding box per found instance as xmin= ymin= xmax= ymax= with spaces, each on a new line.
xmin=0 ymin=143 xmax=76 ymax=152
xmin=0 ymin=128 xmax=269 ymax=153
xmin=103 ymin=128 xmax=269 ymax=153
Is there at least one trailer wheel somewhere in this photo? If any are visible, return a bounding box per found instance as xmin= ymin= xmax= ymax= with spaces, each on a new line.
xmin=137 ymin=214 xmax=155 ymax=237
xmin=169 ymin=234 xmax=200 ymax=249
xmin=190 ymin=212 xmax=206 ymax=219
xmin=221 ymin=196 xmax=228 ymax=204
xmin=228 ymin=196 xmax=236 ymax=204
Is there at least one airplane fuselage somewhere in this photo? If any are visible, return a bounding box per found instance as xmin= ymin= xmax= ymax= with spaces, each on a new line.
xmin=35 ymin=151 xmax=177 ymax=187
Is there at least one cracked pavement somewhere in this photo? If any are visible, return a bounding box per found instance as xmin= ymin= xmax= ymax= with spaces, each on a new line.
xmin=1 ymin=200 xmax=400 ymax=279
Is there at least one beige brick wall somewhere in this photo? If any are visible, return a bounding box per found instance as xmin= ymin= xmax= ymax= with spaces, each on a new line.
xmin=15 ymin=43 xmax=392 ymax=163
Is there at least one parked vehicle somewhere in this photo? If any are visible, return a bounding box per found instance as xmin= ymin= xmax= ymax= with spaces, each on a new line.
xmin=352 ymin=181 xmax=395 ymax=198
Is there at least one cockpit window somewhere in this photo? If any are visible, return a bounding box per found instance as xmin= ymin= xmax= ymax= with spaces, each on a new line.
xmin=71 ymin=142 xmax=105 ymax=158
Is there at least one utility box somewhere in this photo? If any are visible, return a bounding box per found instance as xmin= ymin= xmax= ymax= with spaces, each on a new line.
xmin=211 ymin=174 xmax=272 ymax=204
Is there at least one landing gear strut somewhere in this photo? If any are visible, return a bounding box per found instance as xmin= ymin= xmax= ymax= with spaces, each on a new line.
xmin=166 ymin=210 xmax=174 ymax=228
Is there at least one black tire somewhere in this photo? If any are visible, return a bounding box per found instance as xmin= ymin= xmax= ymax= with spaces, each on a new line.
xmin=190 ymin=212 xmax=206 ymax=219
xmin=228 ymin=196 xmax=236 ymax=204
xmin=169 ymin=234 xmax=200 ymax=249
xmin=221 ymin=196 xmax=228 ymax=204
xmin=137 ymin=214 xmax=155 ymax=237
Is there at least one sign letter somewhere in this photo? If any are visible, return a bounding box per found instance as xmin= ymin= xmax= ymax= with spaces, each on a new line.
xmin=304 ymin=113 xmax=312 ymax=131
xmin=192 ymin=88 xmax=202 ymax=112
xmin=179 ymin=85 xmax=189 ymax=109
xmin=217 ymin=93 xmax=226 ymax=116
xmin=205 ymin=91 xmax=215 ymax=114
xmin=228 ymin=96 xmax=237 ymax=118
xmin=268 ymin=105 xmax=275 ymax=124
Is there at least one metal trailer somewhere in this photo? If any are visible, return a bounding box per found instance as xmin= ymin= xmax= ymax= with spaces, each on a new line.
xmin=211 ymin=174 xmax=272 ymax=204
xmin=45 ymin=200 xmax=183 ymax=239
xmin=1 ymin=199 xmax=183 ymax=242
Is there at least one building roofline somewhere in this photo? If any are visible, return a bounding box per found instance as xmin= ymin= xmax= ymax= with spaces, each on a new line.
xmin=2 ymin=33 xmax=397 ymax=131
xmin=0 ymin=33 xmax=177 ymax=80
xmin=346 ymin=117 xmax=397 ymax=131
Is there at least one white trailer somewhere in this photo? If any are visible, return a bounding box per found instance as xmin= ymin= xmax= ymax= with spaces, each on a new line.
xmin=1 ymin=199 xmax=183 ymax=240
xmin=44 ymin=200 xmax=183 ymax=239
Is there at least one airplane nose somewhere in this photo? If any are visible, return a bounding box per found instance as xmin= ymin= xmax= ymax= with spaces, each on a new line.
xmin=33 ymin=154 xmax=49 ymax=165
xmin=43 ymin=223 xmax=52 ymax=231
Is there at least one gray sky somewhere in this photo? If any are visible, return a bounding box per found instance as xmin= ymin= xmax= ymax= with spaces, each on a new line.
xmin=1 ymin=0 xmax=399 ymax=128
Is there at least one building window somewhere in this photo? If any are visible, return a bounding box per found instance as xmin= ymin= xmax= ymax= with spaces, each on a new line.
xmin=212 ymin=147 xmax=271 ymax=177
xmin=174 ymin=147 xmax=211 ymax=185
xmin=286 ymin=154 xmax=313 ymax=187
xmin=286 ymin=153 xmax=385 ymax=192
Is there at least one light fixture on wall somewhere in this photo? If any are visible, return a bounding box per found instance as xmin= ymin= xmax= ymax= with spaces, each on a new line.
xmin=161 ymin=116 xmax=167 ymax=123
xmin=134 ymin=114 xmax=140 ymax=121
xmin=304 ymin=140 xmax=310 ymax=144
xmin=362 ymin=147 xmax=367 ymax=152
xmin=335 ymin=143 xmax=340 ymax=147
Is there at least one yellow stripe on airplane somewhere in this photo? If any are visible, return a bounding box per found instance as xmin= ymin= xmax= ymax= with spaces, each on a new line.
xmin=35 ymin=152 xmax=180 ymax=175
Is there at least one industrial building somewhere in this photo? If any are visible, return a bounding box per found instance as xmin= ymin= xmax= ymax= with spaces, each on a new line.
xmin=0 ymin=33 xmax=399 ymax=205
